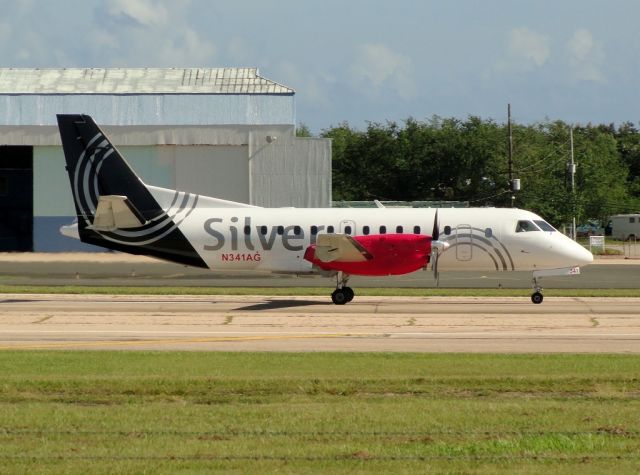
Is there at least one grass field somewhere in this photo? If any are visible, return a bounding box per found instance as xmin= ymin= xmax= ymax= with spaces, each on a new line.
xmin=1 ymin=352 xmax=639 ymax=473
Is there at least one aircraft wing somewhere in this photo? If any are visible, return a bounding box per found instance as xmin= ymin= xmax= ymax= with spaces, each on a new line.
xmin=313 ymin=233 xmax=374 ymax=262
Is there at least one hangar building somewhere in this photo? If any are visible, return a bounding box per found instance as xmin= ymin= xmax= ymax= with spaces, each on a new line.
xmin=0 ymin=68 xmax=331 ymax=251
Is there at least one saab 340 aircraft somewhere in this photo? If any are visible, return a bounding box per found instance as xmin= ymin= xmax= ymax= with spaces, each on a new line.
xmin=57 ymin=114 xmax=593 ymax=305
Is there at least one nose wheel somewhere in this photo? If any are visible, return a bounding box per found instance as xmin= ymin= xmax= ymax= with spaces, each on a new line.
xmin=531 ymin=276 xmax=544 ymax=304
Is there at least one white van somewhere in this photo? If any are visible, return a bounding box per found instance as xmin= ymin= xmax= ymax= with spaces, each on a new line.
xmin=610 ymin=214 xmax=640 ymax=240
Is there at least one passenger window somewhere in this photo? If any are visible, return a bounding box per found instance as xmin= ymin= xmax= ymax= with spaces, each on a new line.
xmin=344 ymin=225 xmax=352 ymax=235
xmin=327 ymin=225 xmax=334 ymax=233
xmin=244 ymin=225 xmax=251 ymax=235
xmin=485 ymin=228 xmax=492 ymax=238
xmin=277 ymin=226 xmax=284 ymax=235
xmin=396 ymin=225 xmax=403 ymax=233
xmin=379 ymin=225 xmax=387 ymax=234
xmin=516 ymin=220 xmax=540 ymax=232
xmin=413 ymin=226 xmax=420 ymax=234
xmin=260 ymin=225 xmax=268 ymax=235
xmin=293 ymin=226 xmax=301 ymax=235
xmin=630 ymin=217 xmax=635 ymax=224
xmin=311 ymin=225 xmax=318 ymax=235
xmin=363 ymin=225 xmax=370 ymax=235
xmin=444 ymin=226 xmax=451 ymax=235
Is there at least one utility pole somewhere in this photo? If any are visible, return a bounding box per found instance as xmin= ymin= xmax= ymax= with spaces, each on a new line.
xmin=569 ymin=126 xmax=577 ymax=240
xmin=508 ymin=104 xmax=514 ymax=207
xmin=506 ymin=104 xmax=520 ymax=206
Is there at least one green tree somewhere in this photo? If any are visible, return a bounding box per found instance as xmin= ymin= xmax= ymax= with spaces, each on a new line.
xmin=574 ymin=125 xmax=632 ymax=222
xmin=296 ymin=123 xmax=312 ymax=137
xmin=322 ymin=115 xmax=639 ymax=228
xmin=322 ymin=123 xmax=366 ymax=201
xmin=616 ymin=122 xmax=640 ymax=200
xmin=512 ymin=121 xmax=574 ymax=226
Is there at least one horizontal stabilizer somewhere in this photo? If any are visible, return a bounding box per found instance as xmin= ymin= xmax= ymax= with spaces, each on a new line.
xmin=314 ymin=233 xmax=373 ymax=263
xmin=60 ymin=222 xmax=79 ymax=239
xmin=88 ymin=195 xmax=146 ymax=231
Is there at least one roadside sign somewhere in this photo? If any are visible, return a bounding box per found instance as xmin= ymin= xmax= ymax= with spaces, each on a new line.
xmin=589 ymin=235 xmax=605 ymax=253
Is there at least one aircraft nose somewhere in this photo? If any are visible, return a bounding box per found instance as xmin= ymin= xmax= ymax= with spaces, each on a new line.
xmin=568 ymin=241 xmax=594 ymax=266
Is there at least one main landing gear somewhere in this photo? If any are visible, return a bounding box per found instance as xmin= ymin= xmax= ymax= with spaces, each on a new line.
xmin=331 ymin=272 xmax=354 ymax=305
xmin=531 ymin=275 xmax=544 ymax=304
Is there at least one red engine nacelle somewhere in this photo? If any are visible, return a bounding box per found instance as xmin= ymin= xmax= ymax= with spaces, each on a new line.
xmin=304 ymin=234 xmax=432 ymax=276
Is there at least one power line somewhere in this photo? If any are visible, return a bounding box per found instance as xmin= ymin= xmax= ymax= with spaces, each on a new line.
xmin=514 ymin=139 xmax=570 ymax=174
xmin=467 ymin=189 xmax=511 ymax=204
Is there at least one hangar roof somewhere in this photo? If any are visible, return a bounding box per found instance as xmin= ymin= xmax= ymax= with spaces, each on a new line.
xmin=0 ymin=68 xmax=294 ymax=95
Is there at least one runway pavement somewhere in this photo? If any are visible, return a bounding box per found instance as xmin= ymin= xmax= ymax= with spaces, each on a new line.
xmin=1 ymin=252 xmax=639 ymax=288
xmin=1 ymin=294 xmax=639 ymax=352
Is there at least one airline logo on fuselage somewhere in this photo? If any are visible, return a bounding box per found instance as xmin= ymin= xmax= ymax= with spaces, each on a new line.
xmin=204 ymin=217 xmax=325 ymax=252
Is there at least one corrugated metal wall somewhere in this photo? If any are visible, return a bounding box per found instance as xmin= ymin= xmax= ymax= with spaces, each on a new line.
xmin=0 ymin=94 xmax=294 ymax=126
xmin=251 ymin=138 xmax=332 ymax=208
xmin=169 ymin=145 xmax=250 ymax=203
xmin=0 ymin=125 xmax=296 ymax=146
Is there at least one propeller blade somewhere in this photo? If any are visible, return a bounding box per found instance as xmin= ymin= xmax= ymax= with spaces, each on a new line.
xmin=432 ymin=209 xmax=439 ymax=241
xmin=430 ymin=209 xmax=446 ymax=287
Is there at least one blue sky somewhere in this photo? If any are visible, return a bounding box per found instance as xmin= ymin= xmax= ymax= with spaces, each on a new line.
xmin=1 ymin=0 xmax=638 ymax=132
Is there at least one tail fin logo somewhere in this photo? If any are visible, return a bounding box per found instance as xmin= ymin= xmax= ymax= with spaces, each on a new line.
xmin=72 ymin=132 xmax=199 ymax=247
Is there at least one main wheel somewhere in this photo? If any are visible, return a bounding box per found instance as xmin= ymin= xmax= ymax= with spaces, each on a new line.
xmin=331 ymin=289 xmax=348 ymax=305
xmin=343 ymin=287 xmax=355 ymax=303
xmin=531 ymin=292 xmax=544 ymax=304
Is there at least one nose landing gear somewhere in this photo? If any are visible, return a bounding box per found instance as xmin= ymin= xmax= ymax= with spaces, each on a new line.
xmin=531 ymin=291 xmax=544 ymax=304
xmin=529 ymin=266 xmax=583 ymax=304
xmin=531 ymin=275 xmax=543 ymax=304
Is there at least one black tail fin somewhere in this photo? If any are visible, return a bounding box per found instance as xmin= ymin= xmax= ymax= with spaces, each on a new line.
xmin=57 ymin=114 xmax=207 ymax=268
xmin=57 ymin=114 xmax=164 ymax=223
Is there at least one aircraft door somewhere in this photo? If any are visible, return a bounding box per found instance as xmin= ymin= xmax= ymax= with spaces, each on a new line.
xmin=340 ymin=220 xmax=356 ymax=235
xmin=456 ymin=224 xmax=472 ymax=261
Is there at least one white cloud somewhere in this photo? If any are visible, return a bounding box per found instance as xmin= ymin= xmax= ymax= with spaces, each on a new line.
xmin=566 ymin=29 xmax=605 ymax=82
xmin=99 ymin=26 xmax=216 ymax=67
xmin=508 ymin=27 xmax=550 ymax=69
xmin=106 ymin=0 xmax=169 ymax=27
xmin=275 ymin=60 xmax=333 ymax=108
xmin=568 ymin=29 xmax=594 ymax=60
xmin=350 ymin=43 xmax=415 ymax=99
xmin=159 ymin=28 xmax=216 ymax=66
xmin=95 ymin=2 xmax=216 ymax=67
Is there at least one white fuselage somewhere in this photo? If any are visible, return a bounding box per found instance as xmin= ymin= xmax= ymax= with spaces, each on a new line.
xmin=152 ymin=187 xmax=593 ymax=275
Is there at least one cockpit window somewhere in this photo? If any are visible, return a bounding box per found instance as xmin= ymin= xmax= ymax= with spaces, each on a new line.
xmin=515 ymin=220 xmax=540 ymax=232
xmin=534 ymin=220 xmax=556 ymax=232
